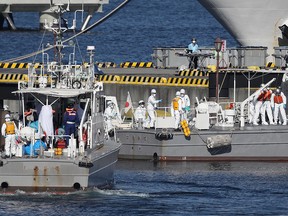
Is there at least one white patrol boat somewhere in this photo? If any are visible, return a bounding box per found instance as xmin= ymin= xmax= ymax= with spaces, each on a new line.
xmin=0 ymin=3 xmax=121 ymax=193
xmin=111 ymin=75 xmax=288 ymax=161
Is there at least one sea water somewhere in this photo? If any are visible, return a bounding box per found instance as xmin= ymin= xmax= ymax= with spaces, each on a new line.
xmin=0 ymin=0 xmax=285 ymax=215
xmin=0 ymin=0 xmax=238 ymax=64
xmin=1 ymin=161 xmax=288 ymax=216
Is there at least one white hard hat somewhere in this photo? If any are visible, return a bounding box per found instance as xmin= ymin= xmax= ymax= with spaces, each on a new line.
xmin=151 ymin=89 xmax=156 ymax=94
xmin=276 ymin=88 xmax=281 ymax=94
xmin=139 ymin=100 xmax=145 ymax=105
xmin=5 ymin=114 xmax=10 ymax=119
xmin=176 ymin=91 xmax=180 ymax=96
xmin=260 ymin=83 xmax=265 ymax=88
xmin=180 ymin=89 xmax=185 ymax=94
xmin=107 ymin=101 xmax=112 ymax=106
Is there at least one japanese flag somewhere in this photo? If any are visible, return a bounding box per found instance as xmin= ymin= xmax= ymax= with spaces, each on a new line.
xmin=124 ymin=92 xmax=133 ymax=114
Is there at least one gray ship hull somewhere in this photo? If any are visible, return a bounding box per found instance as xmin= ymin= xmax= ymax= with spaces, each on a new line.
xmin=0 ymin=140 xmax=121 ymax=193
xmin=117 ymin=125 xmax=288 ymax=161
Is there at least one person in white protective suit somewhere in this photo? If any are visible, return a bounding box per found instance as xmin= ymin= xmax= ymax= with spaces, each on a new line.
xmin=180 ymin=88 xmax=190 ymax=120
xmin=171 ymin=91 xmax=183 ymax=131
xmin=146 ymin=89 xmax=162 ymax=129
xmin=253 ymin=84 xmax=273 ymax=125
xmin=1 ymin=114 xmax=18 ymax=158
xmin=134 ymin=100 xmax=147 ymax=128
xmin=262 ymin=87 xmax=274 ymax=125
xmin=104 ymin=101 xmax=118 ymax=134
xmin=271 ymin=88 xmax=287 ymax=125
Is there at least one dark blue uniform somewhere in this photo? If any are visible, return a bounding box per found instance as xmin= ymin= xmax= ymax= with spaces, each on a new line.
xmin=63 ymin=108 xmax=80 ymax=146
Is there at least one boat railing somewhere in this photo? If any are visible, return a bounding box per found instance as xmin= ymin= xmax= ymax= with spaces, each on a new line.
xmin=154 ymin=106 xmax=174 ymax=129
xmin=22 ymin=61 xmax=96 ymax=90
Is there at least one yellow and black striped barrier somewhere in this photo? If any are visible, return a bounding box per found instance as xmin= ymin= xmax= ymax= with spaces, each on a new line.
xmin=99 ymin=74 xmax=208 ymax=87
xmin=0 ymin=62 xmax=41 ymax=69
xmin=177 ymin=69 xmax=206 ymax=77
xmin=99 ymin=75 xmax=121 ymax=82
xmin=266 ymin=62 xmax=276 ymax=68
xmin=166 ymin=77 xmax=208 ymax=87
xmin=0 ymin=73 xmax=28 ymax=83
xmin=120 ymin=62 xmax=154 ymax=68
xmin=96 ymin=62 xmax=117 ymax=68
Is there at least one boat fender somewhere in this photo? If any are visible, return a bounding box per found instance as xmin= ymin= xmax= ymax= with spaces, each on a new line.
xmin=180 ymin=120 xmax=191 ymax=137
xmin=206 ymin=135 xmax=232 ymax=149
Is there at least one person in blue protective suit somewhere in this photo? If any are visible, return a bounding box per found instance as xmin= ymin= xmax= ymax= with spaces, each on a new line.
xmin=187 ymin=38 xmax=199 ymax=69
xmin=63 ymin=103 xmax=80 ymax=146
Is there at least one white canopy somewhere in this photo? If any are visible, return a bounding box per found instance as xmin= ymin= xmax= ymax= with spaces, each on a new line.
xmin=13 ymin=88 xmax=94 ymax=98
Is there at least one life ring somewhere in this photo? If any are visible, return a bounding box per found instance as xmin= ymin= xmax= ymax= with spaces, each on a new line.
xmin=72 ymin=80 xmax=82 ymax=89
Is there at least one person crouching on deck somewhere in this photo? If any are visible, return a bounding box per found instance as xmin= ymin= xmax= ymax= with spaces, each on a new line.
xmin=1 ymin=114 xmax=18 ymax=158
xmin=63 ymin=103 xmax=79 ymax=147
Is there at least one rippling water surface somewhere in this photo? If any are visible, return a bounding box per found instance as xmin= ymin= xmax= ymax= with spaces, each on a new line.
xmin=1 ymin=161 xmax=288 ymax=216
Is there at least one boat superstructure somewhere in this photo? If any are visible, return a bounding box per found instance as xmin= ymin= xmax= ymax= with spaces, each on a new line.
xmin=197 ymin=0 xmax=288 ymax=60
xmin=0 ymin=4 xmax=121 ymax=193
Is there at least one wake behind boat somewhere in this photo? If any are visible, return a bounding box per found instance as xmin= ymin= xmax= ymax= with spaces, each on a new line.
xmin=0 ymin=3 xmax=121 ymax=193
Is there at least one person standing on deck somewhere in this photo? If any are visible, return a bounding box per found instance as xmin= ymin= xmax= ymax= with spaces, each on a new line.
xmin=253 ymin=84 xmax=266 ymax=125
xmin=187 ymin=38 xmax=199 ymax=69
xmin=104 ymin=101 xmax=118 ymax=133
xmin=134 ymin=100 xmax=147 ymax=128
xmin=180 ymin=89 xmax=191 ymax=121
xmin=171 ymin=91 xmax=183 ymax=131
xmin=63 ymin=103 xmax=80 ymax=146
xmin=262 ymin=87 xmax=274 ymax=125
xmin=271 ymin=88 xmax=287 ymax=125
xmin=1 ymin=114 xmax=18 ymax=158
xmin=146 ymin=89 xmax=162 ymax=129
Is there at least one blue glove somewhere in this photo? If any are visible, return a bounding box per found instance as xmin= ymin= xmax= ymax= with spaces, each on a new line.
xmin=284 ymin=104 xmax=287 ymax=109
xmin=185 ymin=106 xmax=190 ymax=111
xmin=158 ymin=99 xmax=162 ymax=103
